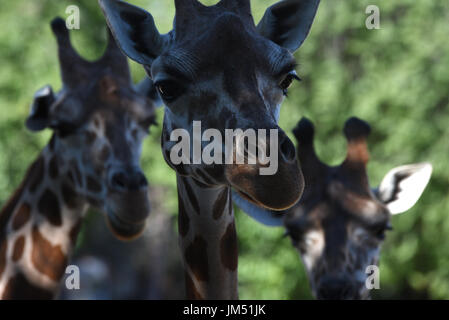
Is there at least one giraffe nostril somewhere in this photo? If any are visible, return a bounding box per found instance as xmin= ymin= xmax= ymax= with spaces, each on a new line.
xmin=279 ymin=133 xmax=296 ymax=162
xmin=137 ymin=172 xmax=148 ymax=188
xmin=110 ymin=168 xmax=148 ymax=192
xmin=111 ymin=172 xmax=127 ymax=190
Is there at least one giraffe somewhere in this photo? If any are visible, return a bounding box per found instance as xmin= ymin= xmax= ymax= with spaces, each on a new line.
xmin=0 ymin=17 xmax=159 ymax=299
xmin=233 ymin=117 xmax=432 ymax=299
xmin=100 ymin=0 xmax=321 ymax=299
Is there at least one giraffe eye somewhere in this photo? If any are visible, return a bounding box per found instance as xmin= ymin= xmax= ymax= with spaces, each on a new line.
xmin=279 ymin=71 xmax=301 ymax=96
xmin=154 ymin=80 xmax=184 ymax=102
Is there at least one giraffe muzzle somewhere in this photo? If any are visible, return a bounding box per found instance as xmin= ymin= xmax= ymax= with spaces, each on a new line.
xmin=226 ymin=129 xmax=304 ymax=211
xmin=105 ymin=187 xmax=151 ymax=233
xmin=105 ymin=166 xmax=151 ymax=240
xmin=109 ymin=167 xmax=148 ymax=192
xmin=105 ymin=210 xmax=147 ymax=241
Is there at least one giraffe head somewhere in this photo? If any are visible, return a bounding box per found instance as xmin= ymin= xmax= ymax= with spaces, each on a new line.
xmin=100 ymin=0 xmax=321 ymax=210
xmin=284 ymin=117 xmax=432 ymax=299
xmin=26 ymin=18 xmax=158 ymax=240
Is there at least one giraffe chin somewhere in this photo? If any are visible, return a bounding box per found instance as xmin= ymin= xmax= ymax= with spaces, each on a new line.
xmin=233 ymin=187 xmax=299 ymax=211
xmin=227 ymin=162 xmax=304 ymax=211
xmin=234 ymin=189 xmax=273 ymax=210
xmin=105 ymin=210 xmax=147 ymax=241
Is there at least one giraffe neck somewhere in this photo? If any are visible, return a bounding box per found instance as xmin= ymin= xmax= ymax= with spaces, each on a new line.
xmin=177 ymin=175 xmax=238 ymax=300
xmin=0 ymin=142 xmax=88 ymax=299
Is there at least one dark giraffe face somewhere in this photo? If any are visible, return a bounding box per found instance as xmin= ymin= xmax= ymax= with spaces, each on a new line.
xmin=283 ymin=118 xmax=432 ymax=299
xmin=156 ymin=13 xmax=302 ymax=210
xmin=100 ymin=0 xmax=321 ymax=211
xmin=26 ymin=18 xmax=158 ymax=240
xmin=284 ymin=171 xmax=390 ymax=300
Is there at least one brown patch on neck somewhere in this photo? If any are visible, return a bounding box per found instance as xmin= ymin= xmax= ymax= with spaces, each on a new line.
xmin=12 ymin=203 xmax=31 ymax=231
xmin=178 ymin=192 xmax=190 ymax=238
xmin=31 ymin=225 xmax=67 ymax=281
xmin=99 ymin=145 xmax=111 ymax=162
xmin=185 ymin=235 xmax=209 ymax=282
xmin=182 ymin=179 xmax=201 ymax=215
xmin=2 ymin=272 xmax=53 ymax=300
xmin=0 ymin=157 xmax=42 ymax=235
xmin=0 ymin=158 xmax=44 ymax=279
xmin=61 ymin=180 xmax=83 ymax=210
xmin=37 ymin=189 xmax=62 ymax=226
xmin=185 ymin=271 xmax=204 ymax=300
xmin=28 ymin=156 xmax=45 ymax=194
xmin=220 ymin=222 xmax=238 ymax=271
xmin=12 ymin=236 xmax=25 ymax=262
xmin=48 ymin=155 xmax=59 ymax=180
xmin=0 ymin=158 xmax=41 ymax=280
xmin=213 ymin=188 xmax=229 ymax=220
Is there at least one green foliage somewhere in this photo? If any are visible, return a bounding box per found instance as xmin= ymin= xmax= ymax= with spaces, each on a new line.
xmin=0 ymin=0 xmax=447 ymax=299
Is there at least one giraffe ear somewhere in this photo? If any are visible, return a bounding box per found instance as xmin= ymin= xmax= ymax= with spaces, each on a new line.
xmin=26 ymin=85 xmax=55 ymax=132
xmin=375 ymin=163 xmax=432 ymax=215
xmin=99 ymin=0 xmax=171 ymax=66
xmin=257 ymin=0 xmax=320 ymax=52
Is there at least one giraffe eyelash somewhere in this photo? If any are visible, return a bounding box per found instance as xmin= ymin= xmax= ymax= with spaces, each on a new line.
xmin=280 ymin=71 xmax=302 ymax=97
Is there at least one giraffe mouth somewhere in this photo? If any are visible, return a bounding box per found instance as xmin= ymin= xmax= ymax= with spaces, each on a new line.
xmin=105 ymin=210 xmax=147 ymax=241
xmin=233 ymin=187 xmax=277 ymax=211
xmin=226 ymin=155 xmax=304 ymax=211
xmin=234 ymin=189 xmax=257 ymax=205
xmin=232 ymin=179 xmax=301 ymax=211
